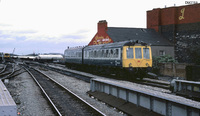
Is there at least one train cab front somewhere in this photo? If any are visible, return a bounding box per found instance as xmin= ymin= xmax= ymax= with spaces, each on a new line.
xmin=122 ymin=45 xmax=152 ymax=79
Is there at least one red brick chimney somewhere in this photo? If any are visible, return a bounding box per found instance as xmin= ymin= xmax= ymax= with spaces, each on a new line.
xmin=98 ymin=20 xmax=107 ymax=34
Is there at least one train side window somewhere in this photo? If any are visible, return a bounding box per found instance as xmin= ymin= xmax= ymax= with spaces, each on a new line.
xmin=97 ymin=50 xmax=99 ymax=57
xmin=73 ymin=52 xmax=75 ymax=57
xmin=87 ymin=51 xmax=89 ymax=58
xmin=135 ymin=48 xmax=142 ymax=59
xmin=85 ymin=51 xmax=87 ymax=58
xmin=110 ymin=49 xmax=113 ymax=58
xmin=97 ymin=50 xmax=101 ymax=58
xmin=143 ymin=48 xmax=150 ymax=59
xmin=96 ymin=50 xmax=99 ymax=57
xmin=106 ymin=50 xmax=109 ymax=58
xmin=93 ymin=51 xmax=95 ymax=57
xmin=96 ymin=50 xmax=98 ymax=58
xmin=68 ymin=52 xmax=70 ymax=58
xmin=70 ymin=52 xmax=72 ymax=57
xmin=113 ymin=49 xmax=116 ymax=58
xmin=115 ymin=49 xmax=119 ymax=58
xmin=126 ymin=48 xmax=133 ymax=59
xmin=67 ymin=52 xmax=69 ymax=58
xmin=71 ymin=52 xmax=73 ymax=57
xmin=93 ymin=51 xmax=97 ymax=58
xmin=79 ymin=52 xmax=81 ymax=57
xmin=108 ymin=49 xmax=111 ymax=58
xmin=100 ymin=50 xmax=103 ymax=58
xmin=103 ymin=50 xmax=105 ymax=58
xmin=90 ymin=51 xmax=92 ymax=58
xmin=91 ymin=51 xmax=93 ymax=57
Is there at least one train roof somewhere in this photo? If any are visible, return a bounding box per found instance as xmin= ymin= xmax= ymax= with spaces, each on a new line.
xmin=37 ymin=55 xmax=63 ymax=59
xmin=18 ymin=56 xmax=36 ymax=59
xmin=64 ymin=46 xmax=83 ymax=52
xmin=84 ymin=41 xmax=147 ymax=50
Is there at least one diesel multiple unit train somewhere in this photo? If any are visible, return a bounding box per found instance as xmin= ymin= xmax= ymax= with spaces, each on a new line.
xmin=64 ymin=41 xmax=152 ymax=80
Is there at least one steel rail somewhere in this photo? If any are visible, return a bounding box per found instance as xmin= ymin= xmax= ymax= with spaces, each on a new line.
xmin=36 ymin=68 xmax=106 ymax=116
xmin=24 ymin=66 xmax=62 ymax=116
xmin=0 ymin=64 xmax=16 ymax=79
xmin=0 ymin=65 xmax=7 ymax=74
xmin=25 ymin=66 xmax=106 ymax=116
xmin=42 ymin=63 xmax=171 ymax=90
xmin=27 ymin=61 xmax=172 ymax=91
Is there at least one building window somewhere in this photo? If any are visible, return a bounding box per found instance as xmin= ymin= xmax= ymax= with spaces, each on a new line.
xmin=159 ymin=50 xmax=165 ymax=56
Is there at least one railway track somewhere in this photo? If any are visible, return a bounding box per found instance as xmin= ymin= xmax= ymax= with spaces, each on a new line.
xmin=0 ymin=63 xmax=27 ymax=80
xmin=0 ymin=63 xmax=16 ymax=79
xmin=35 ymin=62 xmax=171 ymax=90
xmin=141 ymin=78 xmax=171 ymax=89
xmin=0 ymin=64 xmax=7 ymax=74
xmin=28 ymin=62 xmax=92 ymax=83
xmin=25 ymin=66 xmax=105 ymax=116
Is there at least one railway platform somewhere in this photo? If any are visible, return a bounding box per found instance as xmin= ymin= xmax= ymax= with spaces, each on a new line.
xmin=0 ymin=80 xmax=17 ymax=116
xmin=89 ymin=78 xmax=200 ymax=116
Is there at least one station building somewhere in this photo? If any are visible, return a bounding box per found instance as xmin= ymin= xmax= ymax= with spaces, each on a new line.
xmin=88 ymin=20 xmax=174 ymax=58
xmin=147 ymin=4 xmax=200 ymax=63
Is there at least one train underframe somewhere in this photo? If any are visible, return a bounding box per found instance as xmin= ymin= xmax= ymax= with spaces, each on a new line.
xmin=65 ymin=62 xmax=150 ymax=81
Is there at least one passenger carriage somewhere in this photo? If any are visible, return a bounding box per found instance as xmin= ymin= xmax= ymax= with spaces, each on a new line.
xmin=64 ymin=40 xmax=152 ymax=79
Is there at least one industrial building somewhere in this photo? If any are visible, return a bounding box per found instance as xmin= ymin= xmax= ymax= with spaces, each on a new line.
xmin=147 ymin=4 xmax=200 ymax=63
xmin=88 ymin=20 xmax=174 ymax=58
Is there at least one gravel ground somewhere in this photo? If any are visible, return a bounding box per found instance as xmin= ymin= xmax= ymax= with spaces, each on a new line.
xmin=6 ymin=62 xmax=197 ymax=116
xmin=49 ymin=64 xmax=171 ymax=93
xmin=47 ymin=64 xmax=200 ymax=109
xmin=4 ymin=64 xmax=124 ymax=116
xmin=38 ymin=67 xmax=125 ymax=116
xmin=5 ymin=67 xmax=55 ymax=116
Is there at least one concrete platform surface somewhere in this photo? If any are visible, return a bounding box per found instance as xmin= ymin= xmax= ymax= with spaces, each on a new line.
xmin=0 ymin=80 xmax=17 ymax=116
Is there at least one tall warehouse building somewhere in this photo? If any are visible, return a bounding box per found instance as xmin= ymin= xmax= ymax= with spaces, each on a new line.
xmin=147 ymin=4 xmax=200 ymax=63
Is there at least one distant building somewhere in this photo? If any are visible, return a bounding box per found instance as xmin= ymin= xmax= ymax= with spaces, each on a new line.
xmin=147 ymin=4 xmax=200 ymax=63
xmin=89 ymin=20 xmax=174 ymax=58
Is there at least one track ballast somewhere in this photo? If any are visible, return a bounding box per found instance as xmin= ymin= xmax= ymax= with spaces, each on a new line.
xmin=27 ymin=67 xmax=105 ymax=116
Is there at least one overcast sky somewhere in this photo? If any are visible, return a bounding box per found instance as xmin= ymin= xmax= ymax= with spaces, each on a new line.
xmin=0 ymin=0 xmax=197 ymax=55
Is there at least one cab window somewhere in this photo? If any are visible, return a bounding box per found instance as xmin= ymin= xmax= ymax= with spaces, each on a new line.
xmin=143 ymin=48 xmax=150 ymax=59
xmin=135 ymin=48 xmax=142 ymax=59
xmin=126 ymin=48 xmax=133 ymax=59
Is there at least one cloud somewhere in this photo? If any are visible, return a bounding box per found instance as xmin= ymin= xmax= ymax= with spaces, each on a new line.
xmin=0 ymin=27 xmax=91 ymax=54
xmin=0 ymin=37 xmax=16 ymax=43
xmin=61 ymin=34 xmax=84 ymax=40
xmin=0 ymin=23 xmax=12 ymax=27
xmin=75 ymin=29 xmax=90 ymax=34
xmin=14 ymin=30 xmax=38 ymax=34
